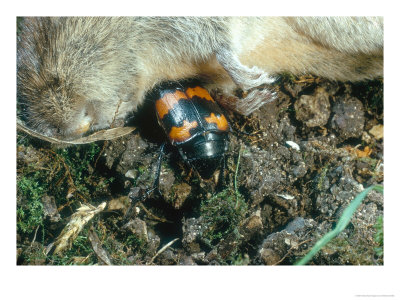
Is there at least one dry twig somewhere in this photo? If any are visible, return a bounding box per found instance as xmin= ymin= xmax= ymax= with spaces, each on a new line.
xmin=149 ymin=238 xmax=179 ymax=264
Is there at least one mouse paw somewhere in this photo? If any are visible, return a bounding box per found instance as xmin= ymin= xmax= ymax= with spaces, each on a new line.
xmin=236 ymin=65 xmax=276 ymax=91
xmin=216 ymin=48 xmax=276 ymax=90
xmin=237 ymin=88 xmax=277 ymax=116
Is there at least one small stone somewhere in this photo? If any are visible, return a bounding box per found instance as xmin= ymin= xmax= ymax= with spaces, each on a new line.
xmin=41 ymin=195 xmax=60 ymax=222
xmin=147 ymin=229 xmax=161 ymax=256
xmin=239 ymin=214 xmax=263 ymax=242
xmin=285 ymin=217 xmax=306 ymax=233
xmin=277 ymin=194 xmax=295 ymax=200
xmin=125 ymin=169 xmax=137 ymax=179
xmin=361 ymin=131 xmax=372 ymax=143
xmin=369 ymin=124 xmax=383 ymax=140
xmin=179 ymin=255 xmax=196 ymax=265
xmin=205 ymin=249 xmax=219 ymax=263
xmin=182 ymin=218 xmax=204 ymax=253
xmin=291 ymin=162 xmax=307 ymax=178
xmin=121 ymin=218 xmax=148 ymax=241
xmin=259 ymin=248 xmax=281 ymax=265
xmin=191 ymin=252 xmax=206 ymax=264
xmin=245 ymin=215 xmax=263 ymax=231
xmin=286 ymin=141 xmax=300 ymax=151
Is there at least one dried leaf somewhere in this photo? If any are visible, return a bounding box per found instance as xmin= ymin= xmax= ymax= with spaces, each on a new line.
xmin=17 ymin=120 xmax=135 ymax=144
xmin=344 ymin=145 xmax=372 ymax=158
xmin=355 ymin=146 xmax=372 ymax=158
xmin=88 ymin=227 xmax=113 ymax=265
xmin=53 ymin=202 xmax=106 ymax=255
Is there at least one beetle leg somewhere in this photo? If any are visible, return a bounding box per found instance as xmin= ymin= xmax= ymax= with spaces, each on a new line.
xmin=123 ymin=143 xmax=166 ymax=222
xmin=151 ymin=142 xmax=166 ymax=192
xmin=216 ymin=154 xmax=226 ymax=192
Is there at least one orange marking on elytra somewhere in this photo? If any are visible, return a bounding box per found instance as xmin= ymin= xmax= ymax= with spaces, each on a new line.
xmin=204 ymin=113 xmax=229 ymax=131
xmin=186 ymin=86 xmax=214 ymax=101
xmin=156 ymin=90 xmax=188 ymax=119
xmin=169 ymin=120 xmax=198 ymax=142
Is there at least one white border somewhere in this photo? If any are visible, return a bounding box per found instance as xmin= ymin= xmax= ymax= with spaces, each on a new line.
xmin=3 ymin=1 xmax=399 ymax=299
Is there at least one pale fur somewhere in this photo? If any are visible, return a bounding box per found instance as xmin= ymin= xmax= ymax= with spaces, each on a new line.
xmin=17 ymin=17 xmax=383 ymax=139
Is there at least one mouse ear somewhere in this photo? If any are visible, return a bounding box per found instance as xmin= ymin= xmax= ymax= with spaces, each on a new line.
xmin=17 ymin=119 xmax=136 ymax=145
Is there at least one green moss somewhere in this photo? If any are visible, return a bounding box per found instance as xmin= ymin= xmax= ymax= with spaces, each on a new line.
xmin=17 ymin=137 xmax=116 ymax=265
xmin=230 ymin=253 xmax=250 ymax=265
xmin=19 ymin=243 xmax=47 ymax=265
xmin=200 ymin=188 xmax=248 ymax=246
xmin=56 ymin=143 xmax=114 ymax=197
xmin=373 ymin=215 xmax=383 ymax=258
xmin=126 ymin=234 xmax=149 ymax=255
xmin=17 ymin=172 xmax=46 ymax=235
xmin=277 ymin=72 xmax=298 ymax=84
xmin=321 ymin=233 xmax=378 ymax=265
xmin=316 ymin=163 xmax=330 ymax=192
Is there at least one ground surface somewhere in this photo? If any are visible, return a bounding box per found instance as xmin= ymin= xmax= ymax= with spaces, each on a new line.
xmin=17 ymin=75 xmax=383 ymax=265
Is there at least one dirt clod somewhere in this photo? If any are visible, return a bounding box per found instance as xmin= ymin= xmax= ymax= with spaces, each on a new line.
xmin=330 ymin=96 xmax=365 ymax=140
xmin=295 ymin=87 xmax=331 ymax=127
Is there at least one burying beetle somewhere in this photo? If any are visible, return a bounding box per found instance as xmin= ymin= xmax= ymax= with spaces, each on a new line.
xmin=124 ymin=80 xmax=231 ymax=221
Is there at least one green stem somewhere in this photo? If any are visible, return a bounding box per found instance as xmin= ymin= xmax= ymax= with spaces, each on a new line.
xmin=234 ymin=146 xmax=242 ymax=209
xmin=295 ymin=184 xmax=383 ymax=265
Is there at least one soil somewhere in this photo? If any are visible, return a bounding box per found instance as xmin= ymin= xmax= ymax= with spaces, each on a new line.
xmin=16 ymin=75 xmax=383 ymax=265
